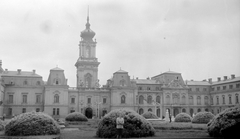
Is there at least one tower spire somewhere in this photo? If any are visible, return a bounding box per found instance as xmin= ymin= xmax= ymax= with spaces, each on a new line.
xmin=86 ymin=6 xmax=90 ymax=29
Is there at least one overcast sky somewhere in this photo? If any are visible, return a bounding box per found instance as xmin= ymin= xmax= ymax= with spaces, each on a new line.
xmin=0 ymin=0 xmax=239 ymax=87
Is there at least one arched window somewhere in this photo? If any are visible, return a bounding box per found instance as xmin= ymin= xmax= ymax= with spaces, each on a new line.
xmin=156 ymin=96 xmax=161 ymax=104
xmin=182 ymin=108 xmax=186 ymax=113
xmin=54 ymin=94 xmax=59 ymax=103
xmin=182 ymin=95 xmax=186 ymax=104
xmin=36 ymin=108 xmax=40 ymax=112
xmin=216 ymin=96 xmax=219 ymax=104
xmin=139 ymin=95 xmax=144 ymax=104
xmin=139 ymin=108 xmax=144 ymax=115
xmin=85 ymin=73 xmax=92 ymax=88
xmin=236 ymin=94 xmax=239 ymax=104
xmin=148 ymin=108 xmax=152 ymax=112
xmin=204 ymin=96 xmax=209 ymax=105
xmin=197 ymin=96 xmax=201 ymax=105
xmin=189 ymin=96 xmax=193 ymax=105
xmin=205 ymin=108 xmax=208 ymax=112
xmin=197 ymin=108 xmax=201 ymax=113
xmin=229 ymin=95 xmax=232 ymax=104
xmin=173 ymin=93 xmax=180 ymax=104
xmin=147 ymin=95 xmax=152 ymax=104
xmin=120 ymin=79 xmax=125 ymax=86
xmin=86 ymin=46 xmax=91 ymax=58
xmin=121 ymin=95 xmax=126 ymax=104
xmin=222 ymin=95 xmax=225 ymax=104
xmin=210 ymin=96 xmax=213 ymax=105
xmin=190 ymin=108 xmax=194 ymax=117
xmin=166 ymin=95 xmax=170 ymax=104
xmin=157 ymin=108 xmax=160 ymax=117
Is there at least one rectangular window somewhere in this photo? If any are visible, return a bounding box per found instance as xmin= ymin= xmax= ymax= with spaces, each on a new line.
xmin=71 ymin=98 xmax=75 ymax=104
xmin=217 ymin=87 xmax=220 ymax=91
xmin=223 ymin=86 xmax=226 ymax=90
xmin=236 ymin=95 xmax=239 ymax=104
xmin=189 ymin=88 xmax=192 ymax=91
xmin=9 ymin=95 xmax=13 ymax=103
xmin=103 ymin=98 xmax=107 ymax=104
xmin=57 ymin=108 xmax=60 ymax=115
xmin=211 ymin=96 xmax=213 ymax=105
xmin=53 ymin=108 xmax=56 ymax=115
xmin=8 ymin=108 xmax=12 ymax=116
xmin=216 ymin=97 xmax=219 ymax=105
xmin=87 ymin=98 xmax=91 ymax=104
xmin=196 ymin=88 xmax=200 ymax=91
xmin=36 ymin=95 xmax=41 ymax=103
xmin=36 ymin=108 xmax=40 ymax=112
xmin=236 ymin=84 xmax=240 ymax=88
xmin=229 ymin=85 xmax=233 ymax=89
xmin=22 ymin=108 xmax=26 ymax=113
xmin=22 ymin=95 xmax=27 ymax=103
xmin=211 ymin=87 xmax=214 ymax=91
xmin=203 ymin=88 xmax=207 ymax=91
xmin=229 ymin=96 xmax=232 ymax=104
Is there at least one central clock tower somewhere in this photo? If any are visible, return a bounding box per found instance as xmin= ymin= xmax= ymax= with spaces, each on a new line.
xmin=75 ymin=14 xmax=100 ymax=88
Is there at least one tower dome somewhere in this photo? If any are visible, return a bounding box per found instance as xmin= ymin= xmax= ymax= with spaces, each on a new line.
xmin=80 ymin=15 xmax=95 ymax=41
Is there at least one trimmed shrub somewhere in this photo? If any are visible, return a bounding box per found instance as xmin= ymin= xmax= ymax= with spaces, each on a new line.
xmin=0 ymin=119 xmax=4 ymax=131
xmin=192 ymin=112 xmax=214 ymax=124
xmin=96 ymin=109 xmax=155 ymax=138
xmin=141 ymin=111 xmax=159 ymax=119
xmin=65 ymin=112 xmax=88 ymax=122
xmin=5 ymin=111 xmax=60 ymax=136
xmin=174 ymin=113 xmax=192 ymax=122
xmin=207 ymin=106 xmax=240 ymax=137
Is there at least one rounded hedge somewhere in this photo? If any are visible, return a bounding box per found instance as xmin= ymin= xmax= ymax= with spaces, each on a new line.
xmin=0 ymin=119 xmax=4 ymax=131
xmin=141 ymin=111 xmax=159 ymax=119
xmin=5 ymin=111 xmax=60 ymax=136
xmin=192 ymin=112 xmax=214 ymax=124
xmin=65 ymin=112 xmax=88 ymax=122
xmin=207 ymin=106 xmax=240 ymax=137
xmin=174 ymin=113 xmax=192 ymax=122
xmin=96 ymin=109 xmax=155 ymax=138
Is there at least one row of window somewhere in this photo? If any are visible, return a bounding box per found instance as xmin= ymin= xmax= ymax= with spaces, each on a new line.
xmin=8 ymin=94 xmax=41 ymax=104
xmin=212 ymin=83 xmax=240 ymax=91
xmin=214 ymin=94 xmax=239 ymax=105
xmin=165 ymin=95 xmax=209 ymax=105
xmin=7 ymin=107 xmax=41 ymax=116
xmin=189 ymin=88 xmax=208 ymax=92
xmin=138 ymin=86 xmax=160 ymax=91
xmin=138 ymin=95 xmax=161 ymax=104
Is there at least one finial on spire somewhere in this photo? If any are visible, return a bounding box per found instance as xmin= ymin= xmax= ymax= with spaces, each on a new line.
xmin=87 ymin=5 xmax=89 ymax=23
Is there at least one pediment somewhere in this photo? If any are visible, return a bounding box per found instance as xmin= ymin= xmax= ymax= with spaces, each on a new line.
xmin=166 ymin=79 xmax=185 ymax=88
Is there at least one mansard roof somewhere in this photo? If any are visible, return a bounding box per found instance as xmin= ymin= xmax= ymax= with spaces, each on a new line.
xmin=114 ymin=69 xmax=128 ymax=74
xmin=1 ymin=70 xmax=41 ymax=77
xmin=50 ymin=67 xmax=64 ymax=71
xmin=186 ymin=81 xmax=211 ymax=86
xmin=212 ymin=76 xmax=240 ymax=85
xmin=133 ymin=79 xmax=160 ymax=84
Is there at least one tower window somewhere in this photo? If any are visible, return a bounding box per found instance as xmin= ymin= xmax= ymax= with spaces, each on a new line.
xmin=121 ymin=95 xmax=126 ymax=104
xmin=54 ymin=94 xmax=59 ymax=103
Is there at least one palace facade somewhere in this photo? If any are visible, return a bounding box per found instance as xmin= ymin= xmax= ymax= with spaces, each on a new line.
xmin=0 ymin=15 xmax=239 ymax=119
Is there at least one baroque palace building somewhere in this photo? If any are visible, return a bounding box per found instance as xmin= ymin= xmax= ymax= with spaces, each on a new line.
xmin=0 ymin=15 xmax=240 ymax=119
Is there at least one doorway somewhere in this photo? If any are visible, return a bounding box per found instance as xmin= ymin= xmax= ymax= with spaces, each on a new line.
xmin=85 ymin=107 xmax=93 ymax=119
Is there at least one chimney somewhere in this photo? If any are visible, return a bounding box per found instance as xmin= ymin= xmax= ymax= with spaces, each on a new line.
xmin=17 ymin=69 xmax=21 ymax=75
xmin=5 ymin=69 xmax=8 ymax=73
xmin=223 ymin=76 xmax=227 ymax=81
xmin=147 ymin=77 xmax=150 ymax=80
xmin=0 ymin=60 xmax=2 ymax=67
xmin=208 ymin=78 xmax=212 ymax=83
xmin=217 ymin=77 xmax=221 ymax=82
xmin=231 ymin=74 xmax=235 ymax=79
xmin=202 ymin=79 xmax=206 ymax=81
xmin=136 ymin=77 xmax=138 ymax=79
xmin=32 ymin=69 xmax=36 ymax=75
